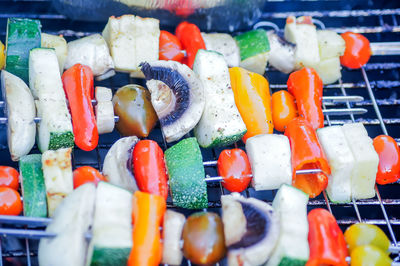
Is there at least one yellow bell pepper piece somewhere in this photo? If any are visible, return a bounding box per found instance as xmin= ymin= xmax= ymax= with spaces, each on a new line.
xmin=229 ymin=67 xmax=273 ymax=142
xmin=0 ymin=41 xmax=5 ymax=69
xmin=351 ymin=245 xmax=392 ymax=266
xmin=344 ymin=223 xmax=390 ymax=254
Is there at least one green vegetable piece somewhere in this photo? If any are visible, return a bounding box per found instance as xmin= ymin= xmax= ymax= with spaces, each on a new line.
xmin=91 ymin=247 xmax=131 ymax=266
xmin=234 ymin=29 xmax=270 ymax=61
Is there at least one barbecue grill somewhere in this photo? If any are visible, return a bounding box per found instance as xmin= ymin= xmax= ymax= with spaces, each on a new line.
xmin=1 ymin=0 xmax=400 ymax=265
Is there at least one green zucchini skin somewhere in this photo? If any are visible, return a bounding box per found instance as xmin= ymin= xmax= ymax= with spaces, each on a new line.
xmin=234 ymin=29 xmax=270 ymax=61
xmin=19 ymin=154 xmax=47 ymax=217
xmin=90 ymin=247 xmax=131 ymax=266
xmin=48 ymin=132 xmax=75 ymax=150
xmin=5 ymin=18 xmax=41 ymax=84
xmin=164 ymin=138 xmax=208 ymax=209
xmin=279 ymin=257 xmax=307 ymax=266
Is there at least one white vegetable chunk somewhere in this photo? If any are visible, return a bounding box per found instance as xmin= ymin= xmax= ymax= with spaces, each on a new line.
xmin=1 ymin=70 xmax=36 ymax=161
xmin=313 ymin=57 xmax=342 ymax=85
xmin=64 ymin=34 xmax=115 ymax=81
xmin=246 ymin=134 xmax=292 ymax=190
xmin=317 ymin=126 xmax=354 ymax=203
xmin=162 ymin=210 xmax=186 ymax=265
xmin=95 ymin=87 xmax=114 ymax=134
xmin=201 ymin=33 xmax=240 ymax=67
xmin=267 ymin=31 xmax=296 ymax=74
xmin=38 ymin=183 xmax=96 ymax=266
xmin=41 ymin=33 xmax=68 ymax=74
xmin=342 ymin=123 xmax=379 ymax=200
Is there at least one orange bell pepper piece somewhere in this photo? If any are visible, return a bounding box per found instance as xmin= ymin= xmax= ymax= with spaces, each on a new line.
xmin=284 ymin=117 xmax=330 ymax=198
xmin=307 ymin=208 xmax=348 ymax=266
xmin=159 ymin=30 xmax=184 ymax=63
xmin=229 ymin=67 xmax=274 ymax=143
xmin=287 ymin=67 xmax=324 ymax=130
xmin=128 ymin=191 xmax=166 ymax=266
xmin=62 ymin=64 xmax=98 ymax=151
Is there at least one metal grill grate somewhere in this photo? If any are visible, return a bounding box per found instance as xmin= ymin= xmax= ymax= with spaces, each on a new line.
xmin=1 ymin=1 xmax=400 ymax=265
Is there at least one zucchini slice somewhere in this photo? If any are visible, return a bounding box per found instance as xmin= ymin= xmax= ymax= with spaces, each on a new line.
xmin=193 ymin=49 xmax=246 ymax=148
xmin=164 ymin=137 xmax=207 ymax=209
xmin=267 ymin=184 xmax=309 ymax=266
xmin=29 ymin=48 xmax=74 ymax=152
xmin=41 ymin=33 xmax=68 ymax=74
xmin=342 ymin=123 xmax=379 ymax=200
xmin=42 ymin=148 xmax=73 ymax=217
xmin=162 ymin=210 xmax=186 ymax=265
xmin=87 ymin=182 xmax=132 ymax=266
xmin=1 ymin=70 xmax=36 ymax=161
xmin=5 ymin=18 xmax=41 ymax=84
xmin=95 ymin=87 xmax=115 ymax=134
xmin=317 ymin=126 xmax=354 ymax=203
xmin=19 ymin=154 xmax=47 ymax=217
xmin=201 ymin=33 xmax=240 ymax=67
xmin=64 ymin=34 xmax=115 ymax=81
xmin=102 ymin=136 xmax=138 ymax=192
xmin=38 ymin=183 xmax=96 ymax=266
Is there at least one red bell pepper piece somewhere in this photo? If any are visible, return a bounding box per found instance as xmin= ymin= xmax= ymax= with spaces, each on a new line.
xmin=284 ymin=117 xmax=330 ymax=198
xmin=340 ymin=32 xmax=371 ymax=69
xmin=132 ymin=140 xmax=168 ymax=200
xmin=175 ymin=21 xmax=206 ymax=68
xmin=73 ymin=166 xmax=107 ymax=189
xmin=373 ymin=135 xmax=400 ymax=184
xmin=287 ymin=67 xmax=324 ymax=130
xmin=306 ymin=208 xmax=348 ymax=266
xmin=62 ymin=64 xmax=98 ymax=151
xmin=128 ymin=191 xmax=166 ymax=266
xmin=159 ymin=30 xmax=185 ymax=63
xmin=0 ymin=166 xmax=19 ymax=190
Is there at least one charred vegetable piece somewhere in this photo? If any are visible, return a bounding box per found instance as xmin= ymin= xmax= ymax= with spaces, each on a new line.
xmin=41 ymin=33 xmax=68 ymax=74
xmin=284 ymin=16 xmax=320 ymax=69
xmin=193 ymin=50 xmax=246 ymax=148
xmin=128 ymin=191 xmax=166 ymax=266
xmin=0 ymin=187 xmax=22 ymax=215
xmin=1 ymin=70 xmax=36 ymax=161
xmin=162 ymin=210 xmax=186 ymax=265
xmin=234 ymin=29 xmax=270 ymax=75
xmin=175 ymin=21 xmax=206 ymax=68
xmin=38 ymin=183 xmax=96 ymax=266
xmin=229 ymin=67 xmax=274 ymax=143
xmin=340 ymin=32 xmax=371 ymax=69
xmin=87 ymin=182 xmax=132 ymax=266
xmin=64 ymin=34 xmax=115 ymax=81
xmin=307 ymin=208 xmax=348 ymax=266
xmin=182 ymin=212 xmax=226 ymax=265
xmin=221 ymin=193 xmax=280 ymax=266
xmin=373 ymin=135 xmax=400 ymax=185
xmin=102 ymin=136 xmax=139 ymax=192
xmin=344 ymin=223 xmax=390 ymax=254
xmin=317 ymin=126 xmax=355 ymax=203
xmin=267 ymin=30 xmax=296 ymax=74
xmin=0 ymin=166 xmax=19 ymax=190
xmin=113 ymin=85 xmax=157 ymax=138
xmin=350 ymin=245 xmax=392 ymax=266
xmin=62 ymin=64 xmax=98 ymax=151
xmin=19 ymin=155 xmax=47 ymax=217
xmin=287 ymin=67 xmax=324 ymax=130
xmin=246 ymin=134 xmax=292 ymax=190
xmin=73 ymin=166 xmax=106 ymax=189
xmin=164 ymin=138 xmax=207 ymax=209
xmin=132 ymin=140 xmax=168 ymax=200
xmin=342 ymin=123 xmax=378 ymax=200
xmin=271 ymin=90 xmax=298 ymax=132
xmin=159 ymin=30 xmax=184 ymax=62
xmin=102 ymin=15 xmax=159 ymax=77
xmin=5 ymin=18 xmax=41 ymax=83
xmin=284 ymin=117 xmax=330 ymax=198
xmin=267 ymin=184 xmax=309 ymax=266
xmin=29 ymin=48 xmax=74 ymax=152
xmin=217 ymin=149 xmax=252 ymax=193
xmin=95 ymin=86 xmax=115 ymax=134
xmin=42 ymin=148 xmax=73 ymax=217
xmin=141 ymin=60 xmax=205 ymax=142
xmin=201 ymin=32 xmax=240 ymax=67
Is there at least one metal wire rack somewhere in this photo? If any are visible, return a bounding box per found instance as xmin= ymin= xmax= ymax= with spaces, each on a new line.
xmin=1 ymin=1 xmax=400 ymax=265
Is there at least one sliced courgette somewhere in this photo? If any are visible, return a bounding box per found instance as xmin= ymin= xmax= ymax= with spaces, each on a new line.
xmin=29 ymin=48 xmax=74 ymax=152
xmin=201 ymin=33 xmax=240 ymax=67
xmin=164 ymin=137 xmax=207 ymax=209
xmin=5 ymin=18 xmax=41 ymax=84
xmin=87 ymin=182 xmax=132 ymax=266
xmin=193 ymin=49 xmax=246 ymax=148
xmin=19 ymin=154 xmax=47 ymax=217
xmin=42 ymin=148 xmax=73 ymax=217
xmin=267 ymin=184 xmax=309 ymax=266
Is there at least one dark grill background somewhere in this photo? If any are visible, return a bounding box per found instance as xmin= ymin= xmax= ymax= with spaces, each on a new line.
xmin=0 ymin=0 xmax=400 ymax=265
